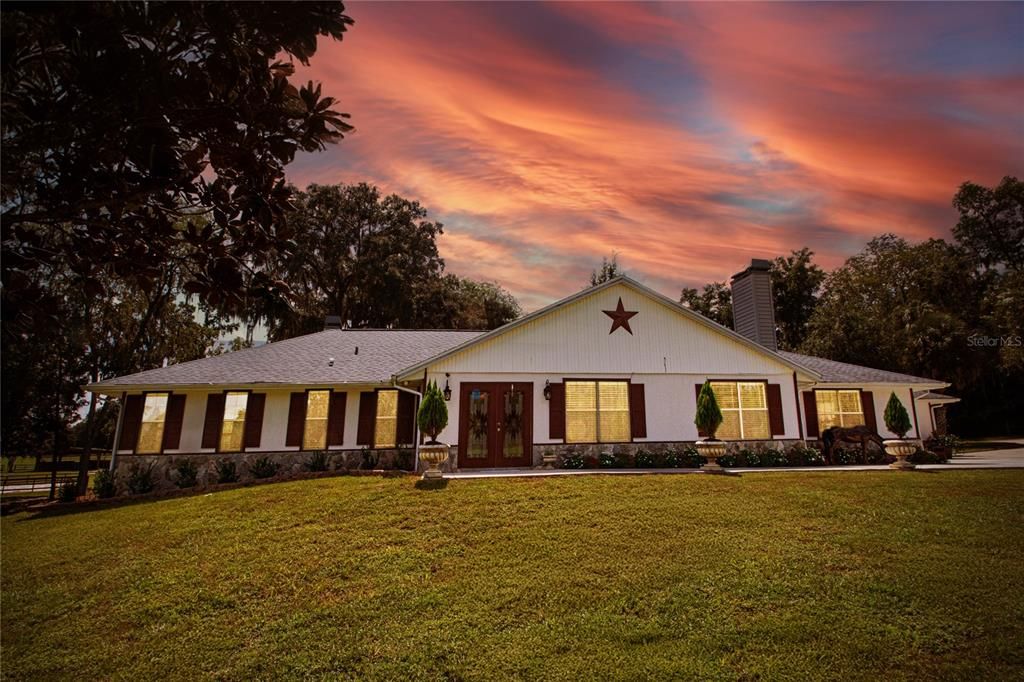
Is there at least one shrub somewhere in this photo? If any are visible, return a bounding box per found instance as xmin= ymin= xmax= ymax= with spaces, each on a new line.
xmin=560 ymin=451 xmax=585 ymax=469
xmin=759 ymin=448 xmax=787 ymax=467
xmin=215 ymin=459 xmax=239 ymax=484
xmin=925 ymin=434 xmax=960 ymax=455
xmin=599 ymin=452 xmax=619 ymax=469
xmin=715 ymin=452 xmax=738 ymax=468
xmin=786 ymin=443 xmax=825 ymax=466
xmin=393 ymin=449 xmax=415 ymax=471
xmin=634 ymin=450 xmax=657 ymax=468
xmin=361 ymin=448 xmax=380 ymax=470
xmin=681 ymin=445 xmax=705 ymax=468
xmin=884 ymin=392 xmax=912 ymax=439
xmin=92 ymin=468 xmax=117 ymax=498
xmin=418 ymin=380 xmax=449 ymax=442
xmin=249 ymin=457 xmax=280 ymax=479
xmin=910 ymin=448 xmax=948 ymax=464
xmin=57 ymin=480 xmax=78 ymax=503
xmin=832 ymin=448 xmax=858 ymax=466
xmin=804 ymin=447 xmax=825 ymax=466
xmin=663 ymin=449 xmax=684 ymax=468
xmin=126 ymin=462 xmax=156 ymax=494
xmin=305 ymin=450 xmax=329 ymax=472
xmin=737 ymin=447 xmax=759 ymax=467
xmin=174 ymin=459 xmax=198 ymax=488
xmin=695 ymin=381 xmax=723 ymax=439
xmin=583 ymin=455 xmax=599 ymax=469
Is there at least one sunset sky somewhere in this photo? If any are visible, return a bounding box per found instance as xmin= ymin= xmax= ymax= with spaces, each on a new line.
xmin=290 ymin=1 xmax=1024 ymax=311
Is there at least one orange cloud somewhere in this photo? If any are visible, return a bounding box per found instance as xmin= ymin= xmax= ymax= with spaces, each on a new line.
xmin=288 ymin=1 xmax=1024 ymax=310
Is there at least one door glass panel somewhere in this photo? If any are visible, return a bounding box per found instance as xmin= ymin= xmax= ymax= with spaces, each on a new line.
xmin=466 ymin=390 xmax=489 ymax=460
xmin=503 ymin=388 xmax=524 ymax=458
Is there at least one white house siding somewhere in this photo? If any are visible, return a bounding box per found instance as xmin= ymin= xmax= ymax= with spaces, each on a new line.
xmin=426 ymin=283 xmax=802 ymax=377
xmin=114 ymin=387 xmax=372 ymax=456
xmin=426 ymin=371 xmax=802 ymax=450
xmin=806 ymin=384 xmax=928 ymax=440
xmin=420 ymin=283 xmax=808 ymax=455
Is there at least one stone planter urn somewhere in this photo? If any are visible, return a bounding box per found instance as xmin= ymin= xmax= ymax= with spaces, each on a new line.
xmin=419 ymin=443 xmax=450 ymax=479
xmin=696 ymin=439 xmax=728 ymax=473
xmin=884 ymin=439 xmax=917 ymax=470
xmin=541 ymin=450 xmax=558 ymax=469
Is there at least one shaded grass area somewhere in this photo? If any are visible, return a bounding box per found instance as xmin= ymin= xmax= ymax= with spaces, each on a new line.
xmin=2 ymin=472 xmax=1023 ymax=680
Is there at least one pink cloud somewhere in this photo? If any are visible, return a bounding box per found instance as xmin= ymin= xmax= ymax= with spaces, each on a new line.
xmin=288 ymin=1 xmax=1024 ymax=310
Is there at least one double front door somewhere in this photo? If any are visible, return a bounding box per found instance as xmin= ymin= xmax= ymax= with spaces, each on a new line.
xmin=458 ymin=382 xmax=533 ymax=468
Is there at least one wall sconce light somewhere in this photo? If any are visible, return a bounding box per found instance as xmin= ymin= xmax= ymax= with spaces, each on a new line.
xmin=443 ymin=374 xmax=452 ymax=401
xmin=543 ymin=380 xmax=551 ymax=401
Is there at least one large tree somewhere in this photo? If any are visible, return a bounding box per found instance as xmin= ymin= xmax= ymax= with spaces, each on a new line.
xmin=770 ymin=248 xmax=825 ymax=350
xmin=800 ymin=233 xmax=1020 ymax=436
xmin=679 ymin=282 xmax=733 ymax=328
xmin=1 ymin=1 xmax=353 ymax=324
xmin=952 ymin=176 xmax=1023 ymax=272
xmin=261 ymin=183 xmax=520 ymax=339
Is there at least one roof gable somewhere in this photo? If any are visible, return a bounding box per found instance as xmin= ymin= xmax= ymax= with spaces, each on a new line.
xmin=398 ymin=276 xmax=818 ymax=378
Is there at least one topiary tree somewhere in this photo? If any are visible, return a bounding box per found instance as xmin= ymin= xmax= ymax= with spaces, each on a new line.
xmin=695 ymin=380 xmax=724 ymax=440
xmin=418 ymin=380 xmax=449 ymax=444
xmin=884 ymin=392 xmax=912 ymax=439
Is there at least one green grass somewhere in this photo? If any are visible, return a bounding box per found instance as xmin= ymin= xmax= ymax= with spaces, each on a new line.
xmin=3 ymin=472 xmax=1023 ymax=680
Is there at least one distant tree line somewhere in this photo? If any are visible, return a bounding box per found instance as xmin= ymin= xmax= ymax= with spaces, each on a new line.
xmin=675 ymin=177 xmax=1023 ymax=437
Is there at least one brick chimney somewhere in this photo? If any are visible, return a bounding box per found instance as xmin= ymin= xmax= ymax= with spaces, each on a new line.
xmin=730 ymin=259 xmax=777 ymax=350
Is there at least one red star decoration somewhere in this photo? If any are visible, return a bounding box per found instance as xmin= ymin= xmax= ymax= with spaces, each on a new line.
xmin=603 ymin=297 xmax=638 ymax=335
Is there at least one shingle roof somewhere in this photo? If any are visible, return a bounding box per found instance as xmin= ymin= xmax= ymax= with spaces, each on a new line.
xmin=914 ymin=390 xmax=960 ymax=402
xmin=88 ymin=329 xmax=484 ymax=391
xmin=777 ymin=351 xmax=942 ymax=385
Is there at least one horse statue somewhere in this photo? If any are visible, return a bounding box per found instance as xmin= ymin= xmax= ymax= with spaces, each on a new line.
xmin=821 ymin=425 xmax=884 ymax=464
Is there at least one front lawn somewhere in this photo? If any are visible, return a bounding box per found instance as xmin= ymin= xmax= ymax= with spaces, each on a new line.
xmin=2 ymin=472 xmax=1023 ymax=680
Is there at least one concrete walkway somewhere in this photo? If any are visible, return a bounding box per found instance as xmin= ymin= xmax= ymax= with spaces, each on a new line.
xmin=445 ymin=445 xmax=1024 ymax=479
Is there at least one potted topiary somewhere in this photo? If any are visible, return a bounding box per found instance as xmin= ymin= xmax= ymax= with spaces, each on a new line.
xmin=694 ymin=380 xmax=727 ymax=473
xmin=882 ymin=392 xmax=916 ymax=470
xmin=418 ymin=380 xmax=450 ymax=479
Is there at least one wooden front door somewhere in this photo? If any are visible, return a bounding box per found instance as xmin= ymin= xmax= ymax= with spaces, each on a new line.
xmin=458 ymin=382 xmax=533 ymax=468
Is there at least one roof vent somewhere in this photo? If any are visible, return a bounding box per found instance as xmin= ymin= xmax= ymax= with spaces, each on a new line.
xmin=324 ymin=315 xmax=343 ymax=330
xmin=730 ymin=258 xmax=777 ymax=351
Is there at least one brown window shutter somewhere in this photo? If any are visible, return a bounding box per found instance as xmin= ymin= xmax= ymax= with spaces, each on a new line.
xmin=766 ymin=384 xmax=785 ymax=436
xmin=243 ymin=393 xmax=266 ymax=449
xmin=285 ymin=392 xmax=307 ymax=447
xmin=695 ymin=384 xmax=708 ymax=438
xmin=357 ymin=391 xmax=377 ymax=445
xmin=201 ymin=393 xmax=226 ymax=449
xmin=161 ymin=394 xmax=187 ymax=450
xmin=119 ymin=394 xmax=145 ymax=451
xmin=396 ymin=391 xmax=417 ymax=445
xmin=803 ymin=391 xmax=819 ymax=438
xmin=861 ymin=391 xmax=877 ymax=433
xmin=629 ymin=383 xmax=646 ymax=439
xmin=327 ymin=392 xmax=347 ymax=446
xmin=548 ymin=382 xmax=565 ymax=439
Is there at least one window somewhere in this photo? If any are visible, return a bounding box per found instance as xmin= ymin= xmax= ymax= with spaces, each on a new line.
xmin=710 ymin=382 xmax=769 ymax=440
xmin=137 ymin=393 xmax=169 ymax=454
xmin=304 ymin=390 xmax=331 ymax=450
xmin=219 ymin=392 xmax=248 ymax=452
xmin=565 ymin=380 xmax=630 ymax=443
xmin=816 ymin=390 xmax=865 ymax=430
xmin=374 ymin=389 xmax=398 ymax=448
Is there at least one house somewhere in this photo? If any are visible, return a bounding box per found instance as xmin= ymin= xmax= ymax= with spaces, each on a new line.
xmin=88 ymin=260 xmax=955 ymax=488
